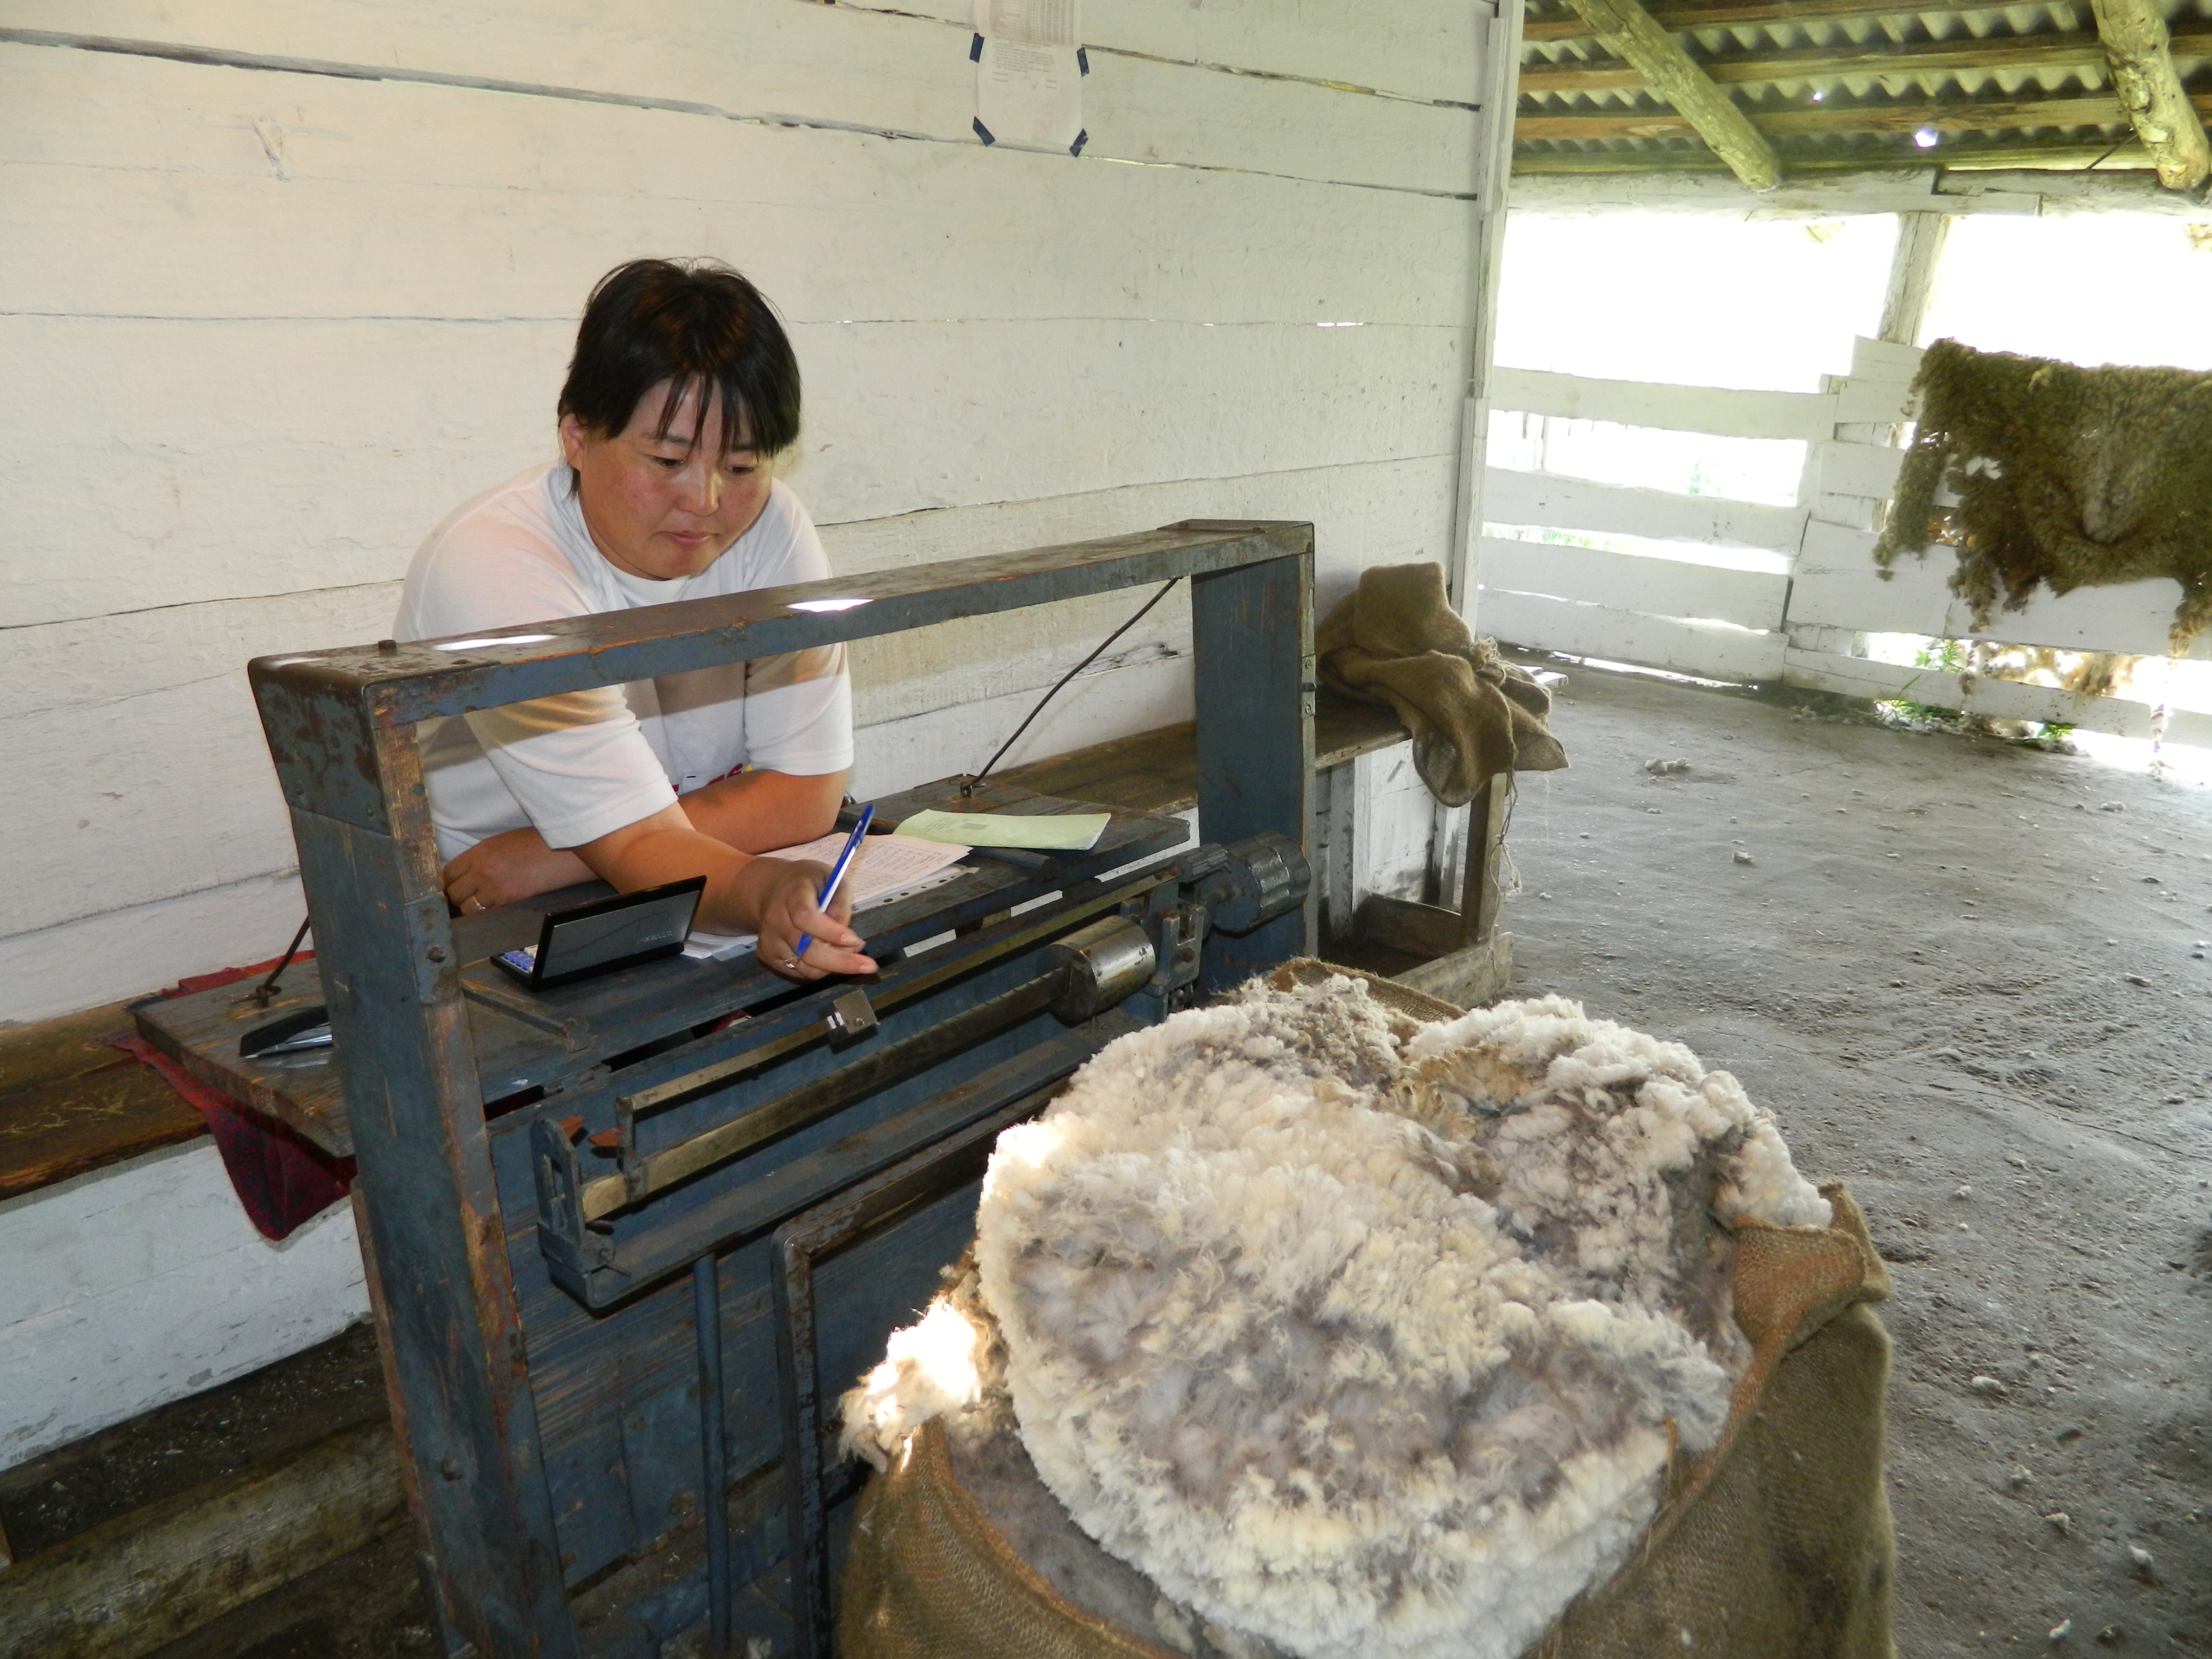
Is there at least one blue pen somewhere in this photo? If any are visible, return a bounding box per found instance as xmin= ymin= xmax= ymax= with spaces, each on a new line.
xmin=792 ymin=802 xmax=875 ymax=964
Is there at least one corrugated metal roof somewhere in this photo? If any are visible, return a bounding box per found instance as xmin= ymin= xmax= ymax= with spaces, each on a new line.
xmin=1515 ymin=0 xmax=2212 ymax=174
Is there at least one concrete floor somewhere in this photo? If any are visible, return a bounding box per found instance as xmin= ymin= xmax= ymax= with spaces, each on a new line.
xmin=1499 ymin=663 xmax=2211 ymax=1656
xmin=72 ymin=664 xmax=2212 ymax=1655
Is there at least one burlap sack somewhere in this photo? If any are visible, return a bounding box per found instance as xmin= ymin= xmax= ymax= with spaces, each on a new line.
xmin=840 ymin=1183 xmax=1894 ymax=1659
xmin=1315 ymin=562 xmax=1568 ymax=807
xmin=1532 ymin=1190 xmax=1895 ymax=1659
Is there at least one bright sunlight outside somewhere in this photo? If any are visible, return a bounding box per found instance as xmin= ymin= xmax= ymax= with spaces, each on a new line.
xmin=1485 ymin=213 xmax=1898 ymax=570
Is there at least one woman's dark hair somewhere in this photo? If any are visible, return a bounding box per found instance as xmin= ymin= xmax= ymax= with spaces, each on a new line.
xmin=558 ymin=258 xmax=801 ymax=456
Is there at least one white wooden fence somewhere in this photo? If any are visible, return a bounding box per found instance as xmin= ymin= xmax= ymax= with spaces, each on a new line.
xmin=1476 ymin=337 xmax=2212 ymax=746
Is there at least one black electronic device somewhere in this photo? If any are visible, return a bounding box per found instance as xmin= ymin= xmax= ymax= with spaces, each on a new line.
xmin=492 ymin=876 xmax=708 ymax=990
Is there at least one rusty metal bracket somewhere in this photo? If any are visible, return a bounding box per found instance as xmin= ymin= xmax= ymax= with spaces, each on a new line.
xmin=406 ymin=893 xmax=457 ymax=1006
xmin=824 ymin=988 xmax=878 ymax=1048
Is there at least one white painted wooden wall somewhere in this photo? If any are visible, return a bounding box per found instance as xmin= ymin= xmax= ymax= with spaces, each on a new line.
xmin=0 ymin=1 xmax=1512 ymax=1467
xmin=0 ymin=1146 xmax=371 ymax=1469
xmin=1476 ymin=336 xmax=2212 ymax=746
xmin=0 ymin=0 xmax=1501 ymax=1026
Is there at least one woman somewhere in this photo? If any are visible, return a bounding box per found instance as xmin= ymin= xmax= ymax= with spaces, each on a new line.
xmin=396 ymin=258 xmax=873 ymax=982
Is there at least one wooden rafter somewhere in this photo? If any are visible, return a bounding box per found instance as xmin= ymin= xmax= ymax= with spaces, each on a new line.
xmin=1563 ymin=0 xmax=1784 ymax=188
xmin=1511 ymin=139 xmax=2155 ymax=172
xmin=1519 ymin=30 xmax=2170 ymax=95
xmin=1516 ymin=88 xmax=2181 ymax=142
xmin=2088 ymin=0 xmax=2211 ymax=190
xmin=1878 ymin=211 xmax=1950 ymax=346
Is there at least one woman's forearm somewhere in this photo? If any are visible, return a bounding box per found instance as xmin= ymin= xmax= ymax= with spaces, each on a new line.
xmin=574 ymin=808 xmax=760 ymax=933
xmin=679 ymin=767 xmax=847 ymax=853
xmin=439 ymin=773 xmax=849 ymax=925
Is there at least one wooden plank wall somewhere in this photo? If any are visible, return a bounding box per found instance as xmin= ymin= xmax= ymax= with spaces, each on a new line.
xmin=0 ymin=2 xmax=1496 ymax=1023
xmin=1478 ymin=334 xmax=2211 ymax=746
xmin=1473 ymin=370 xmax=1808 ymax=683
xmin=0 ymin=1142 xmax=370 ymax=1469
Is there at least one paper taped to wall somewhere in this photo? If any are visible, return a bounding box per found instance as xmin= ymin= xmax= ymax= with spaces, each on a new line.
xmin=975 ymin=39 xmax=1083 ymax=152
xmin=683 ymin=832 xmax=972 ymax=961
xmin=973 ymin=0 xmax=1083 ymax=153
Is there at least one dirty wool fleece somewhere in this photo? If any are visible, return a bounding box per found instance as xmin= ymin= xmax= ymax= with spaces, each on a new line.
xmin=846 ymin=977 xmax=1829 ymax=1659
xmin=1875 ymin=337 xmax=2212 ymax=647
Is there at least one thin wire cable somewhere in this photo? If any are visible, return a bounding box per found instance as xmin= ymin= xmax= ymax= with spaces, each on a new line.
xmin=965 ymin=579 xmax=1180 ymax=792
xmin=252 ymin=914 xmax=313 ymax=1008
xmin=1493 ymin=777 xmax=1523 ymax=904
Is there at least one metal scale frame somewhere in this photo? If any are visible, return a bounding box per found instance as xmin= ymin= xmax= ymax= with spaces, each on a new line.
xmin=248 ymin=522 xmax=1318 ymax=1658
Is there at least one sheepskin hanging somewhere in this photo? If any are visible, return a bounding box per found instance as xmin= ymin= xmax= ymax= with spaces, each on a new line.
xmin=844 ymin=975 xmax=1833 ymax=1659
xmin=1874 ymin=338 xmax=2212 ymax=648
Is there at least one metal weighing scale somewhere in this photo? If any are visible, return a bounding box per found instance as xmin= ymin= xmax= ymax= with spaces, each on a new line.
xmin=142 ymin=522 xmax=1318 ymax=1657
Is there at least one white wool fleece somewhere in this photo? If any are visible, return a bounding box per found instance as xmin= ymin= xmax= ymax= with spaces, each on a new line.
xmin=878 ymin=979 xmax=1828 ymax=1659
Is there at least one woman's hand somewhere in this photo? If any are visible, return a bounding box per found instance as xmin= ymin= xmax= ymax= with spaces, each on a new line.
xmin=552 ymin=806 xmax=877 ymax=982
xmin=737 ymin=857 xmax=877 ymax=983
xmin=444 ymin=828 xmax=594 ymax=914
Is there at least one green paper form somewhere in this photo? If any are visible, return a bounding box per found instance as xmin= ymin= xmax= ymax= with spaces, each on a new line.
xmin=896 ymin=808 xmax=1110 ymax=852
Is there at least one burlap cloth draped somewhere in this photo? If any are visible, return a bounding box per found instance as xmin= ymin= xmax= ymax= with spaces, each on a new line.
xmin=1317 ymin=562 xmax=1567 ymax=807
xmin=838 ymin=969 xmax=1896 ymax=1659
xmin=1874 ymin=337 xmax=2212 ymax=649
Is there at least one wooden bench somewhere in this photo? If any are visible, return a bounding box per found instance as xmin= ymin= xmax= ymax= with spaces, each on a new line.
xmin=0 ymin=1002 xmax=204 ymax=1204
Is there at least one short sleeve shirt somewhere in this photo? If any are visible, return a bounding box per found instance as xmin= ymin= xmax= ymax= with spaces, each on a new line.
xmin=395 ymin=462 xmax=853 ymax=864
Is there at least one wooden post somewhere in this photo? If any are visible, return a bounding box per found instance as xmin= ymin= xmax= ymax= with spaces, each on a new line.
xmin=1448 ymin=0 xmax=1529 ymax=617
xmin=2090 ymin=0 xmax=2211 ymax=192
xmin=251 ymin=670 xmax=579 ymax=1658
xmin=1564 ymin=0 xmax=1784 ymax=191
xmin=1455 ymin=774 xmax=1513 ymax=949
xmin=1188 ymin=542 xmax=1317 ymax=989
xmin=1436 ymin=0 xmax=1528 ymax=913
xmin=285 ymin=778 xmax=582 ymax=1659
xmin=1879 ymin=211 xmax=1951 ymax=348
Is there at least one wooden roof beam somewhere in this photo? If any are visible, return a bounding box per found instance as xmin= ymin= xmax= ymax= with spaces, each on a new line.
xmin=1517 ymin=89 xmax=2155 ymax=141
xmin=1508 ymin=139 xmax=2157 ymax=173
xmin=1564 ymin=0 xmax=1784 ymax=188
xmin=2089 ymin=0 xmax=2210 ymax=190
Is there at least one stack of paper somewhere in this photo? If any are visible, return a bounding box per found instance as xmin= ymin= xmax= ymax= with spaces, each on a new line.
xmin=683 ymin=832 xmax=973 ymax=961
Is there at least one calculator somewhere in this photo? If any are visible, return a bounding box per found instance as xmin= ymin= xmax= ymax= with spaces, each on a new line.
xmin=489 ymin=876 xmax=707 ymax=990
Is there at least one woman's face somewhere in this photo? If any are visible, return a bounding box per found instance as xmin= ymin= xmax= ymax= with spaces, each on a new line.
xmin=559 ymin=380 xmax=773 ymax=581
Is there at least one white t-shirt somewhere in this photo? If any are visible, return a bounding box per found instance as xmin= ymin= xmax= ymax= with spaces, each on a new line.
xmin=396 ymin=461 xmax=853 ymax=864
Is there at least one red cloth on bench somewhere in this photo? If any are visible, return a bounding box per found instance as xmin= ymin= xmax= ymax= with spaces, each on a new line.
xmin=107 ymin=955 xmax=354 ymax=1242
